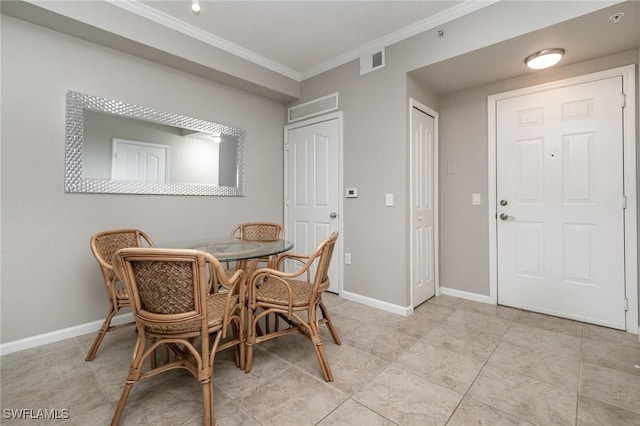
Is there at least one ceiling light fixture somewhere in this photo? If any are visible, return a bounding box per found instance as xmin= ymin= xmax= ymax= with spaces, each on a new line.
xmin=525 ymin=48 xmax=565 ymax=70
xmin=191 ymin=0 xmax=201 ymax=16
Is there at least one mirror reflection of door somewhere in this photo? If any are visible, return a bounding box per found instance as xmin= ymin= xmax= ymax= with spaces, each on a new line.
xmin=111 ymin=138 xmax=168 ymax=183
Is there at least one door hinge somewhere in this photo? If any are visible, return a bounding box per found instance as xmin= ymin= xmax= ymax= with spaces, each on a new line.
xmin=622 ymin=93 xmax=626 ymax=108
xmin=622 ymin=195 xmax=627 ymax=209
xmin=624 ymin=298 xmax=629 ymax=311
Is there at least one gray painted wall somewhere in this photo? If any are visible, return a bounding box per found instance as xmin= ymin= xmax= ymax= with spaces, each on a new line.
xmin=0 ymin=16 xmax=286 ymax=343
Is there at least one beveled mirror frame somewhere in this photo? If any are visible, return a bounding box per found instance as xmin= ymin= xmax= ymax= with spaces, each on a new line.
xmin=65 ymin=90 xmax=245 ymax=196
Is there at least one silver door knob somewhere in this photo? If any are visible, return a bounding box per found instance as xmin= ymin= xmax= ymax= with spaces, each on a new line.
xmin=330 ymin=212 xmax=337 ymax=219
xmin=499 ymin=213 xmax=515 ymax=221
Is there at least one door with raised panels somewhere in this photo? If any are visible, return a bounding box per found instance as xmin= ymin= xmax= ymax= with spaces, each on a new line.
xmin=496 ymin=76 xmax=626 ymax=329
xmin=285 ymin=115 xmax=342 ymax=293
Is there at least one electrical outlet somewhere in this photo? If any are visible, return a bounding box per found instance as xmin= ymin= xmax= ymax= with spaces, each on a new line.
xmin=345 ymin=253 xmax=351 ymax=264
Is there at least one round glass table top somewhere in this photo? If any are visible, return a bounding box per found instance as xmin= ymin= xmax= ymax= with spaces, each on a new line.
xmin=179 ymin=239 xmax=294 ymax=262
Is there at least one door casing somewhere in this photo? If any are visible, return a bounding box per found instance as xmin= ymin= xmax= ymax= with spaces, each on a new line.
xmin=488 ymin=65 xmax=638 ymax=334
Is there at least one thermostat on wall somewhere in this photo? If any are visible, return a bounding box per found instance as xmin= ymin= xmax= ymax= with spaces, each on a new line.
xmin=345 ymin=188 xmax=358 ymax=198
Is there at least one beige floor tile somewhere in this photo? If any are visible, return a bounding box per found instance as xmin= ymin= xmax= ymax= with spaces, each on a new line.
xmin=487 ymin=339 xmax=580 ymax=389
xmin=446 ymin=397 xmax=534 ymax=426
xmin=580 ymin=362 xmax=640 ymax=414
xmin=340 ymin=320 xmax=417 ymax=362
xmin=421 ymin=321 xmax=502 ymax=360
xmin=514 ymin=310 xmax=583 ymax=337
xmin=444 ymin=309 xmax=512 ymax=338
xmin=425 ymin=294 xmax=465 ymax=309
xmin=581 ymin=337 xmax=640 ymax=377
xmin=214 ymin=347 xmax=291 ymax=399
xmin=467 ymin=364 xmax=577 ymax=425
xmin=296 ymin=340 xmax=389 ymax=395
xmin=502 ymin=322 xmax=582 ymax=355
xmin=459 ymin=300 xmax=520 ymax=321
xmin=209 ymin=400 xmax=261 ymax=426
xmin=577 ymin=395 xmax=640 ymax=426
xmin=236 ymin=367 xmax=347 ymax=426
xmin=582 ymin=324 xmax=640 ymax=349
xmin=317 ymin=399 xmax=395 ymax=426
xmin=396 ymin=339 xmax=486 ymax=393
xmin=63 ymin=403 xmax=116 ymax=425
xmin=352 ymin=365 xmax=462 ymax=425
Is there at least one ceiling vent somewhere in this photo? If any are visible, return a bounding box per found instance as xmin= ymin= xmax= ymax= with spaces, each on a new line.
xmin=288 ymin=92 xmax=339 ymax=123
xmin=360 ymin=48 xmax=385 ymax=75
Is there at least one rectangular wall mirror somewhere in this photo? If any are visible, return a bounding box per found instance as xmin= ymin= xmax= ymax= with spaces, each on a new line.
xmin=65 ymin=90 xmax=245 ymax=196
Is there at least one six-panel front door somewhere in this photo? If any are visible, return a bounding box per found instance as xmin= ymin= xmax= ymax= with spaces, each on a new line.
xmin=496 ymin=76 xmax=626 ymax=329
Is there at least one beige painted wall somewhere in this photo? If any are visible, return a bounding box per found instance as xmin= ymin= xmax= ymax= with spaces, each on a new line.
xmin=0 ymin=16 xmax=286 ymax=343
xmin=438 ymin=49 xmax=639 ymax=296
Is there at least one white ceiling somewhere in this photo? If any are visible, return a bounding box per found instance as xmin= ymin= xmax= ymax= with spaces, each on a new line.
xmin=122 ymin=1 xmax=496 ymax=80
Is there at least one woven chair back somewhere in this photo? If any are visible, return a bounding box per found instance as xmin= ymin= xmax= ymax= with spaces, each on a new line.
xmin=91 ymin=229 xmax=154 ymax=272
xmin=113 ymin=248 xmax=212 ymax=324
xmin=232 ymin=222 xmax=284 ymax=241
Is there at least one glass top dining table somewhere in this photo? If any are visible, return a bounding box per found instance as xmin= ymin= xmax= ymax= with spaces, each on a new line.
xmin=171 ymin=238 xmax=294 ymax=263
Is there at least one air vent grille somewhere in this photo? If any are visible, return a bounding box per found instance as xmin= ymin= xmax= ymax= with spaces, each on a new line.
xmin=360 ymin=48 xmax=385 ymax=75
xmin=372 ymin=51 xmax=383 ymax=68
xmin=288 ymin=93 xmax=339 ymax=123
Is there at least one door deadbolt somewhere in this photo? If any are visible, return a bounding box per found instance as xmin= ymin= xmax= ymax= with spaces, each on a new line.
xmin=499 ymin=200 xmax=508 ymax=206
xmin=330 ymin=212 xmax=337 ymax=219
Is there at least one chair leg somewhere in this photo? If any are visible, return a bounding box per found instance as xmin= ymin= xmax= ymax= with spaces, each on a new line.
xmin=201 ymin=379 xmax=215 ymax=426
xmin=310 ymin=332 xmax=333 ymax=382
xmin=111 ymin=381 xmax=134 ymax=426
xmin=86 ymin=306 xmax=118 ymax=361
xmin=318 ymin=300 xmax=341 ymax=345
xmin=244 ymin=308 xmax=256 ymax=374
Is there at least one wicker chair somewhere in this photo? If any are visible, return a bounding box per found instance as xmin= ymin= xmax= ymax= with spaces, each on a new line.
xmin=111 ymin=248 xmax=245 ymax=426
xmin=86 ymin=229 xmax=154 ymax=362
xmin=228 ymin=221 xmax=285 ymax=268
xmin=245 ymin=232 xmax=341 ymax=382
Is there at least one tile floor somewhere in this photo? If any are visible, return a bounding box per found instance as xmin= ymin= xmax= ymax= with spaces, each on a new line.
xmin=1 ymin=294 xmax=639 ymax=425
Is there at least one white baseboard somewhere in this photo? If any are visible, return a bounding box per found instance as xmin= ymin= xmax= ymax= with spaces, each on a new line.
xmin=0 ymin=313 xmax=134 ymax=356
xmin=340 ymin=290 xmax=413 ymax=316
xmin=438 ymin=286 xmax=494 ymax=304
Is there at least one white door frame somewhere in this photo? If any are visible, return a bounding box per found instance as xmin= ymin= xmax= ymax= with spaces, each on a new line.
xmin=488 ymin=65 xmax=638 ymax=334
xmin=409 ymin=98 xmax=439 ymax=307
xmin=283 ymin=112 xmax=344 ymax=294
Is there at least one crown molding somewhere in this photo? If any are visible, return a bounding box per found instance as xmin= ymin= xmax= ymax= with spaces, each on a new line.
xmin=106 ymin=0 xmax=498 ymax=83
xmin=105 ymin=0 xmax=302 ymax=81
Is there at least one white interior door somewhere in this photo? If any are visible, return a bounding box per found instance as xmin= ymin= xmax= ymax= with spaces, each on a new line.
xmin=112 ymin=138 xmax=168 ymax=183
xmin=285 ymin=114 xmax=342 ymax=293
xmin=496 ymin=76 xmax=626 ymax=329
xmin=411 ymin=102 xmax=436 ymax=306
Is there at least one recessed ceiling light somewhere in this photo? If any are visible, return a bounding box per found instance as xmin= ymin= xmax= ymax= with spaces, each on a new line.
xmin=525 ymin=48 xmax=565 ymax=70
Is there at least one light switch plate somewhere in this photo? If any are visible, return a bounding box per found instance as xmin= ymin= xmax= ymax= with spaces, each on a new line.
xmin=385 ymin=193 xmax=394 ymax=206
xmin=472 ymin=193 xmax=481 ymax=205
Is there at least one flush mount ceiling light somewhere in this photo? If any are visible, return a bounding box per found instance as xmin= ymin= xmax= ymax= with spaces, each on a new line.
xmin=525 ymin=48 xmax=565 ymax=70
xmin=191 ymin=0 xmax=201 ymax=16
